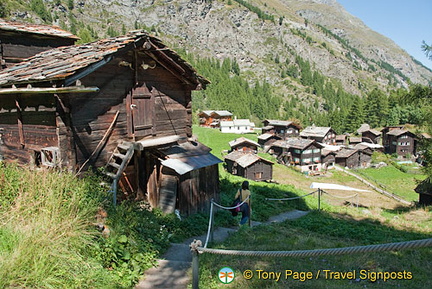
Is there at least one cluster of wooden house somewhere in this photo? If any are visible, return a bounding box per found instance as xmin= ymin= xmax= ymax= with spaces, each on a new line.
xmin=0 ymin=19 xmax=224 ymax=216
xmin=221 ymin=119 xmax=429 ymax=182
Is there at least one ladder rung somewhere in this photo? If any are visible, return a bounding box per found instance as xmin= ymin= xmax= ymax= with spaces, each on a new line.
xmin=113 ymin=153 xmax=126 ymax=159
xmin=117 ymin=143 xmax=131 ymax=151
xmin=105 ymin=172 xmax=117 ymax=179
xmin=108 ymin=162 xmax=121 ymax=169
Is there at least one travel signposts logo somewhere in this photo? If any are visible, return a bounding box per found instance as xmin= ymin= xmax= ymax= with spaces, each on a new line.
xmin=218 ymin=267 xmax=235 ymax=284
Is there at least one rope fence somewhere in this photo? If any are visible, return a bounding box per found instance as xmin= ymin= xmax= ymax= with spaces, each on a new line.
xmin=191 ymin=193 xmax=432 ymax=289
xmin=196 ymin=238 xmax=432 ymax=257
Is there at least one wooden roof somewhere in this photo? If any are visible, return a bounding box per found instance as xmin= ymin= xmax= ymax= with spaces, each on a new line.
xmin=0 ymin=18 xmax=79 ymax=39
xmin=229 ymin=137 xmax=259 ymax=148
xmin=224 ymin=151 xmax=273 ymax=168
xmin=0 ymin=30 xmax=209 ymax=89
xmin=272 ymin=138 xmax=321 ymax=150
xmin=300 ymin=126 xmax=333 ymax=138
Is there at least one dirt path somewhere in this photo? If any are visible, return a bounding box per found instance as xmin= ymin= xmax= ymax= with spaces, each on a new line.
xmin=135 ymin=209 xmax=309 ymax=289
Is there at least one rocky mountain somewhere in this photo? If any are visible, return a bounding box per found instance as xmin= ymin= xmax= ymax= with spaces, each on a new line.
xmin=3 ymin=0 xmax=432 ymax=99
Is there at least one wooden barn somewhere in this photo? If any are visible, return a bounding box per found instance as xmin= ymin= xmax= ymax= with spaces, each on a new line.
xmin=228 ymin=137 xmax=259 ymax=153
xmin=335 ymin=148 xmax=372 ymax=169
xmin=224 ymin=151 xmax=273 ymax=181
xmin=0 ymin=31 xmax=221 ymax=215
xmin=0 ymin=19 xmax=78 ymax=69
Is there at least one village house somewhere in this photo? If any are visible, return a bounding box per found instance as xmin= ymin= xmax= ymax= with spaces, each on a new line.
xmin=321 ymin=149 xmax=336 ymax=170
xmin=269 ymin=138 xmax=323 ymax=172
xmin=300 ymin=125 xmax=336 ymax=145
xmin=262 ymin=119 xmax=301 ymax=139
xmin=198 ymin=110 xmax=232 ymax=128
xmin=335 ymin=135 xmax=348 ymax=146
xmin=0 ymin=31 xmax=221 ymax=216
xmin=224 ymin=150 xmax=273 ymax=181
xmin=362 ymin=129 xmax=381 ymax=144
xmin=228 ymin=137 xmax=260 ymax=153
xmin=383 ymin=128 xmax=417 ymax=157
xmin=257 ymin=133 xmax=281 ymax=148
xmin=0 ymin=19 xmax=78 ymax=69
xmin=335 ymin=148 xmax=372 ymax=169
xmin=220 ymin=118 xmax=255 ymax=134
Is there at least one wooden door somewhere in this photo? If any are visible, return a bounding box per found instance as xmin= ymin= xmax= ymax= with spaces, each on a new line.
xmin=128 ymin=86 xmax=155 ymax=138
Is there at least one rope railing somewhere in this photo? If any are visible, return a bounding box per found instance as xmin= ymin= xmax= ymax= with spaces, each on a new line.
xmin=196 ymin=238 xmax=432 ymax=257
xmin=321 ymin=191 xmax=359 ymax=208
xmin=203 ymin=196 xmax=251 ymax=248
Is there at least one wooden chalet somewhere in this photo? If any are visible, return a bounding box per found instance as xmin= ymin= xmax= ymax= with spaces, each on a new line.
xmin=0 ymin=31 xmax=222 ymax=215
xmin=383 ymin=128 xmax=417 ymax=157
xmin=362 ymin=129 xmax=381 ymax=144
xmin=258 ymin=133 xmax=281 ymax=148
xmin=228 ymin=137 xmax=259 ymax=153
xmin=381 ymin=126 xmax=405 ymax=151
xmin=0 ymin=19 xmax=78 ymax=69
xmin=224 ymin=151 xmax=273 ymax=181
xmin=269 ymin=138 xmax=323 ymax=172
xmin=335 ymin=148 xmax=372 ymax=169
xmin=300 ymin=125 xmax=336 ymax=145
xmin=262 ymin=119 xmax=301 ymax=139
xmin=198 ymin=110 xmax=232 ymax=127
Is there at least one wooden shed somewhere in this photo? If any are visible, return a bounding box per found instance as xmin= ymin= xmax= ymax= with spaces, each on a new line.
xmin=0 ymin=19 xmax=78 ymax=69
xmin=224 ymin=151 xmax=273 ymax=181
xmin=335 ymin=148 xmax=371 ymax=169
xmin=415 ymin=178 xmax=432 ymax=206
xmin=0 ymin=31 xmax=220 ymax=215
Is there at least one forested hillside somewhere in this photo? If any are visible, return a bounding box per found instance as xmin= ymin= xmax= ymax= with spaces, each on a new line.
xmin=1 ymin=0 xmax=431 ymax=134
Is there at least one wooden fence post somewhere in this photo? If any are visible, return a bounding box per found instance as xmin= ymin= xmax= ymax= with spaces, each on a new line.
xmin=190 ymin=239 xmax=202 ymax=289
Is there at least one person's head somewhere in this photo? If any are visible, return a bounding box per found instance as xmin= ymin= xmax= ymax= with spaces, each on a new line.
xmin=241 ymin=181 xmax=249 ymax=190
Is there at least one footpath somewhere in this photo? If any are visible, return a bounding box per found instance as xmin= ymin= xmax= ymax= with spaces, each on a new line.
xmin=135 ymin=209 xmax=309 ymax=289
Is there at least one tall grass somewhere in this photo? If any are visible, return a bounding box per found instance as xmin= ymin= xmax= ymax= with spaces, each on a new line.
xmin=0 ymin=163 xmax=114 ymax=288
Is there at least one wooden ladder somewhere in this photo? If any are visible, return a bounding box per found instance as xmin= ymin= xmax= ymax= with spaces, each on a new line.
xmin=105 ymin=142 xmax=135 ymax=206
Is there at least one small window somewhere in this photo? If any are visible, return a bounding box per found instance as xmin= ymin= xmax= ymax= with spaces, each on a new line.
xmin=41 ymin=147 xmax=60 ymax=167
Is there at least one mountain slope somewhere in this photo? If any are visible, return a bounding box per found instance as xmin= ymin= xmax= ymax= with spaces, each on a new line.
xmin=3 ymin=0 xmax=432 ymax=98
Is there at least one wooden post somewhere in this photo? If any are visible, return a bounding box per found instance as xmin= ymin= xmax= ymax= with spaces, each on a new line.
xmin=317 ymin=188 xmax=321 ymax=211
xmin=210 ymin=200 xmax=214 ymax=244
xmin=248 ymin=196 xmax=251 ymax=227
xmin=192 ymin=250 xmax=199 ymax=289
xmin=190 ymin=240 xmax=202 ymax=289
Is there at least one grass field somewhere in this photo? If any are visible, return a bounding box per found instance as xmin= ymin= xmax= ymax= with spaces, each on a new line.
xmin=356 ymin=166 xmax=426 ymax=202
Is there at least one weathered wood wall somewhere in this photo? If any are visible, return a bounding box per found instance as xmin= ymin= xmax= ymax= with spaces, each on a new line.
xmin=0 ymin=94 xmax=57 ymax=164
xmin=245 ymin=161 xmax=272 ymax=181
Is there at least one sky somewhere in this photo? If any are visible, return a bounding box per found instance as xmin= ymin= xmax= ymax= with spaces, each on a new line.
xmin=337 ymin=0 xmax=432 ymax=70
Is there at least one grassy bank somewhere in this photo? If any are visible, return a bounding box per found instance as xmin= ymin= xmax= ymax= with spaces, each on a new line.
xmin=0 ymin=164 xmax=212 ymax=288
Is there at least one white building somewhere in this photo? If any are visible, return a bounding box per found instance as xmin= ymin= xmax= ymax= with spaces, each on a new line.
xmin=220 ymin=119 xmax=255 ymax=134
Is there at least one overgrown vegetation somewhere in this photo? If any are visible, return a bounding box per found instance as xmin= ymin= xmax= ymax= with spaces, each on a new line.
xmin=0 ymin=164 xmax=225 ymax=288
